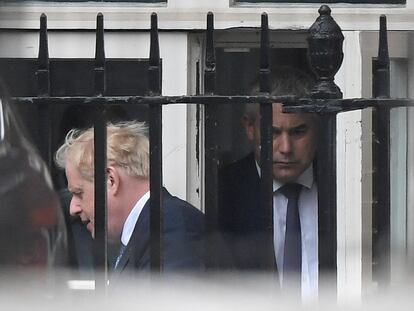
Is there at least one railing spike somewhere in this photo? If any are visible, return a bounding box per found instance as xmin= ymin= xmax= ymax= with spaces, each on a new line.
xmin=373 ymin=14 xmax=390 ymax=98
xmin=378 ymin=15 xmax=389 ymax=66
xmin=94 ymin=12 xmax=105 ymax=96
xmin=260 ymin=12 xmax=270 ymax=94
xmin=205 ymin=12 xmax=215 ymax=94
xmin=37 ymin=13 xmax=50 ymax=96
xmin=150 ymin=13 xmax=160 ymax=67
xmin=149 ymin=12 xmax=161 ymax=95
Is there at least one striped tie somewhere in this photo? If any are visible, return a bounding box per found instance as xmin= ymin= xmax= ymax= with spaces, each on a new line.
xmin=114 ymin=243 xmax=127 ymax=270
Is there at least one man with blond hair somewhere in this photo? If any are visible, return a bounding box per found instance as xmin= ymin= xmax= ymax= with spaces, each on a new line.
xmin=55 ymin=121 xmax=204 ymax=276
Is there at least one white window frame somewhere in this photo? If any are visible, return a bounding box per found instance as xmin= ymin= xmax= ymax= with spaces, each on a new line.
xmin=1 ymin=1 xmax=414 ymax=30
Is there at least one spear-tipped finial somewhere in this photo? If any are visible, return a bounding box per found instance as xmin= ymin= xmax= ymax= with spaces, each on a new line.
xmin=372 ymin=14 xmax=390 ymax=98
xmin=95 ymin=13 xmax=105 ymax=69
xmin=206 ymin=12 xmax=215 ymax=69
xmin=37 ymin=13 xmax=50 ymax=96
xmin=378 ymin=15 xmax=389 ymax=66
xmin=38 ymin=13 xmax=49 ymax=71
xmin=205 ymin=12 xmax=216 ymax=94
xmin=148 ymin=12 xmax=161 ymax=95
xmin=150 ymin=12 xmax=160 ymax=67
xmin=94 ymin=13 xmax=105 ymax=96
xmin=260 ymin=12 xmax=270 ymax=94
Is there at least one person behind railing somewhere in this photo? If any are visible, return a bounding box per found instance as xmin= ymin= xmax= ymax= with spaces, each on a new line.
xmin=218 ymin=66 xmax=319 ymax=299
xmin=56 ymin=105 xmax=128 ymax=278
xmin=55 ymin=121 xmax=205 ymax=280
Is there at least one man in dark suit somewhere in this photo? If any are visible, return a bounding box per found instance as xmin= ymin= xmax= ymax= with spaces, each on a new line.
xmin=219 ymin=152 xmax=273 ymax=270
xmin=55 ymin=121 xmax=204 ymax=280
xmin=219 ymin=68 xmax=319 ymax=299
xmin=112 ymin=188 xmax=204 ymax=274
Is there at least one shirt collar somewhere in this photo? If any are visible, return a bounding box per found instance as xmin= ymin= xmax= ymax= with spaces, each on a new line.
xmin=255 ymin=160 xmax=314 ymax=192
xmin=121 ymin=190 xmax=150 ymax=246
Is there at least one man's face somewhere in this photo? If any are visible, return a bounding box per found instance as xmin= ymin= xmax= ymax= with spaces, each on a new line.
xmin=66 ymin=162 xmax=124 ymax=243
xmin=66 ymin=162 xmax=96 ymax=237
xmin=246 ymin=103 xmax=318 ymax=183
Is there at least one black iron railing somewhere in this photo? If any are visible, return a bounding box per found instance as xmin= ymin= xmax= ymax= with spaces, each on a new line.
xmin=372 ymin=15 xmax=391 ymax=286
xmin=8 ymin=4 xmax=412 ymax=294
xmin=259 ymin=13 xmax=274 ymax=263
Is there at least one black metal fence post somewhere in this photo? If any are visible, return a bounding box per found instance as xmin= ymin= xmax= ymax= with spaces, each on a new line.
xmin=36 ymin=14 xmax=53 ymax=169
xmin=307 ymin=4 xmax=344 ymax=293
xmin=148 ymin=12 xmax=163 ymax=272
xmin=93 ymin=12 xmax=108 ymax=292
xmin=258 ymin=12 xmax=275 ymax=269
xmin=204 ymin=11 xmax=219 ymax=268
xmin=372 ymin=14 xmax=391 ymax=287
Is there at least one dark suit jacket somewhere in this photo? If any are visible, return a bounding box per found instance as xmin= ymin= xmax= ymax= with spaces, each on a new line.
xmin=112 ymin=188 xmax=204 ymax=280
xmin=218 ymin=152 xmax=276 ymax=271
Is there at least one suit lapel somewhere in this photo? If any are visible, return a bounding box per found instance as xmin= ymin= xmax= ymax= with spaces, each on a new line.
xmin=112 ymin=201 xmax=151 ymax=276
xmin=111 ymin=189 xmax=170 ymax=281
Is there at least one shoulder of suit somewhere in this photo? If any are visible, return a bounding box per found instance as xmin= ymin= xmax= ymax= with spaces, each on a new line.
xmin=219 ymin=152 xmax=256 ymax=179
xmin=163 ymin=190 xmax=203 ymax=217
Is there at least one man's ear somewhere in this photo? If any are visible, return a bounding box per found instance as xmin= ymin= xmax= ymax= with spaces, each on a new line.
xmin=107 ymin=166 xmax=120 ymax=196
xmin=242 ymin=115 xmax=255 ymax=141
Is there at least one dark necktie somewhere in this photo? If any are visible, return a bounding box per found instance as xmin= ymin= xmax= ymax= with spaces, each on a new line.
xmin=114 ymin=243 xmax=127 ymax=270
xmin=279 ymin=183 xmax=302 ymax=291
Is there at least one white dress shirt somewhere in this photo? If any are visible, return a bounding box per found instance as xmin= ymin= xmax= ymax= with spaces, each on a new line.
xmin=257 ymin=163 xmax=318 ymax=300
xmin=120 ymin=191 xmax=150 ymax=246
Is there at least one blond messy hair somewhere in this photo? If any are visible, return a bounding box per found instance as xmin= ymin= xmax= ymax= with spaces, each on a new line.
xmin=55 ymin=121 xmax=149 ymax=181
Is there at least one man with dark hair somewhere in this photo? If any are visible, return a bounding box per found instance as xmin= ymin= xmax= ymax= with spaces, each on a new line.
xmin=218 ymin=67 xmax=319 ymax=299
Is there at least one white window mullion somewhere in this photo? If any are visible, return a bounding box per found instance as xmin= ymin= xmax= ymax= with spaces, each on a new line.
xmin=336 ymin=30 xmax=363 ymax=303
